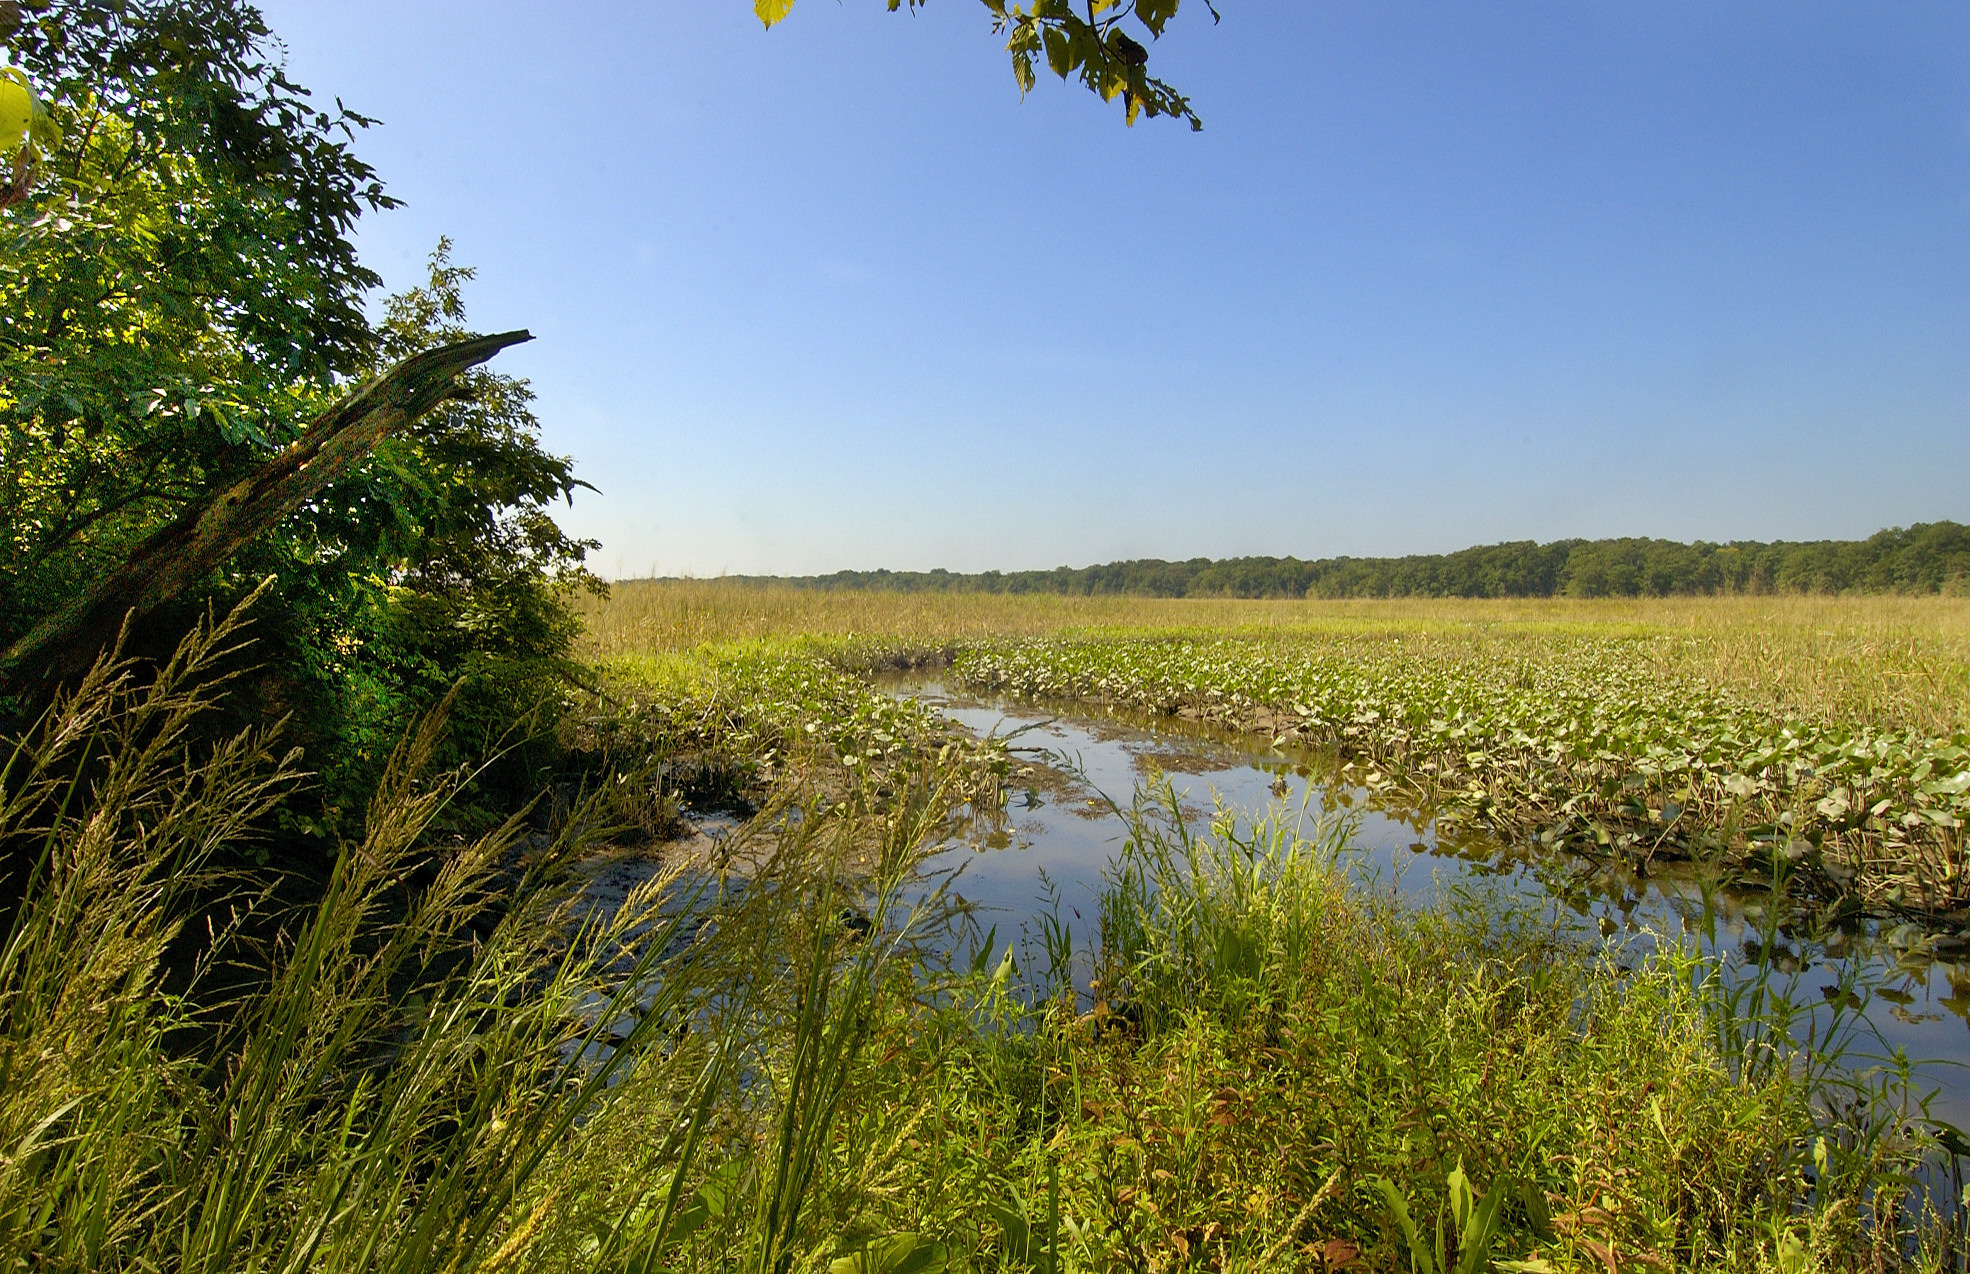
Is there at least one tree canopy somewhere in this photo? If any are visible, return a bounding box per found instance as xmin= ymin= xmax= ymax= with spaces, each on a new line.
xmin=1 ymin=1 xmax=596 ymax=836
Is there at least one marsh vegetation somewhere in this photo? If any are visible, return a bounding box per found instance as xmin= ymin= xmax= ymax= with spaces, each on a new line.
xmin=0 ymin=600 xmax=1951 ymax=1272
xmin=570 ymin=585 xmax=1970 ymax=1269
xmin=2 ymin=584 xmax=1966 ymax=1270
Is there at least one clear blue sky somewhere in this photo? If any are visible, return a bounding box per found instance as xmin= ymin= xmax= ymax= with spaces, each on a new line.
xmin=259 ymin=0 xmax=1969 ymax=577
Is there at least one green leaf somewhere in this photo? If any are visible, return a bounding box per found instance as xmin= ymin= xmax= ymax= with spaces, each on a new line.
xmin=1373 ymin=1177 xmax=1438 ymax=1274
xmin=1135 ymin=0 xmax=1181 ymax=36
xmin=988 ymin=1202 xmax=1035 ymax=1267
xmin=1446 ymin=1162 xmax=1475 ymax=1235
xmin=0 ymin=71 xmax=33 ymax=152
xmin=829 ymin=1233 xmax=946 ymax=1274
xmin=1450 ymin=1165 xmax=1511 ymax=1274
xmin=992 ymin=943 xmax=1018 ymax=988
xmin=969 ymin=925 xmax=999 ymax=975
xmin=1043 ymin=26 xmax=1073 ymax=79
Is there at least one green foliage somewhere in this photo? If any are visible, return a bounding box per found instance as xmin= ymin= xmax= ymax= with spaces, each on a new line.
xmin=1373 ymin=1162 xmax=1511 ymax=1274
xmin=704 ymin=523 xmax=1970 ymax=599
xmin=756 ymin=0 xmax=1205 ymax=129
xmin=1 ymin=1 xmax=391 ymax=637
xmin=810 ymin=786 xmax=1946 ymax=1271
xmin=0 ymin=62 xmax=61 ymax=203
xmin=0 ymin=611 xmax=971 ymax=1271
xmin=594 ymin=639 xmax=1013 ymax=817
xmin=301 ymin=242 xmax=599 ymax=823
xmin=0 ymin=3 xmax=596 ymax=840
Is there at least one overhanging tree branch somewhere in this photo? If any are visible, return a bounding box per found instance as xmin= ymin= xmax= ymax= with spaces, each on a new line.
xmin=1 ymin=329 xmax=534 ymax=684
xmin=754 ymin=0 xmax=1206 ymax=130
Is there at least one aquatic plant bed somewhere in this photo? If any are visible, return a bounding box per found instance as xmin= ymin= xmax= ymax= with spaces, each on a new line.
xmin=590 ymin=643 xmax=1013 ymax=812
xmin=952 ymin=635 xmax=1970 ymax=915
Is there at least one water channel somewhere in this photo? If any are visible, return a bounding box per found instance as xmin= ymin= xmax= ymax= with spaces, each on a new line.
xmin=887 ymin=676 xmax=1970 ymax=1131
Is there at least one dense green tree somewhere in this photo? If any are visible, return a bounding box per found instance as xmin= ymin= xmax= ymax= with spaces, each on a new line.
xmin=303 ymin=244 xmax=597 ymax=824
xmin=0 ymin=0 xmax=392 ymax=651
xmin=0 ymin=1 xmax=595 ymax=838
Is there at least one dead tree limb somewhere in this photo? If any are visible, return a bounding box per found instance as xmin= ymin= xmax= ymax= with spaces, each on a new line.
xmin=2 ymin=329 xmax=534 ymax=685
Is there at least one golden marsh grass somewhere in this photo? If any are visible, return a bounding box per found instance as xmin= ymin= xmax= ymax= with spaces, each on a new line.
xmin=580 ymin=582 xmax=1970 ymax=737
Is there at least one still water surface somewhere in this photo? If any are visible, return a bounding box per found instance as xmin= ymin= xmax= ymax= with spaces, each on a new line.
xmin=889 ymin=677 xmax=1970 ymax=1130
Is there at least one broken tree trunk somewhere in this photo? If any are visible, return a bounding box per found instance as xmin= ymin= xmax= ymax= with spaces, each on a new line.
xmin=1 ymin=329 xmax=534 ymax=686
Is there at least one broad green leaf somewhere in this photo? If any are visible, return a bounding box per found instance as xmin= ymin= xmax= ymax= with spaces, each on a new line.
xmin=987 ymin=1202 xmax=1033 ymax=1264
xmin=1043 ymin=26 xmax=1072 ymax=79
xmin=1373 ymin=1177 xmax=1438 ymax=1274
xmin=0 ymin=70 xmax=33 ymax=152
xmin=1450 ymin=1167 xmax=1511 ymax=1274
xmin=1446 ymin=1162 xmax=1475 ymax=1234
xmin=1135 ymin=0 xmax=1181 ymax=36
xmin=992 ymin=944 xmax=1016 ymax=987
xmin=829 ymin=1233 xmax=947 ymax=1274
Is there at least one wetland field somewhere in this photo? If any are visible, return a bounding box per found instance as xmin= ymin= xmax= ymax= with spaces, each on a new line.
xmin=10 ymin=584 xmax=1970 ymax=1272
xmin=560 ymin=582 xmax=1970 ymax=1271
xmin=582 ymin=583 xmax=1970 ymax=918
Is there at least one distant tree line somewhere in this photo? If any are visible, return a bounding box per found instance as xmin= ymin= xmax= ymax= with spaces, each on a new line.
xmin=704 ymin=523 xmax=1970 ymax=599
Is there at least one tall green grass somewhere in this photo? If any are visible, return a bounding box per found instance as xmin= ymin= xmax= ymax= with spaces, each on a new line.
xmin=0 ymin=607 xmax=965 ymax=1271
xmin=810 ymin=780 xmax=1956 ymax=1271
